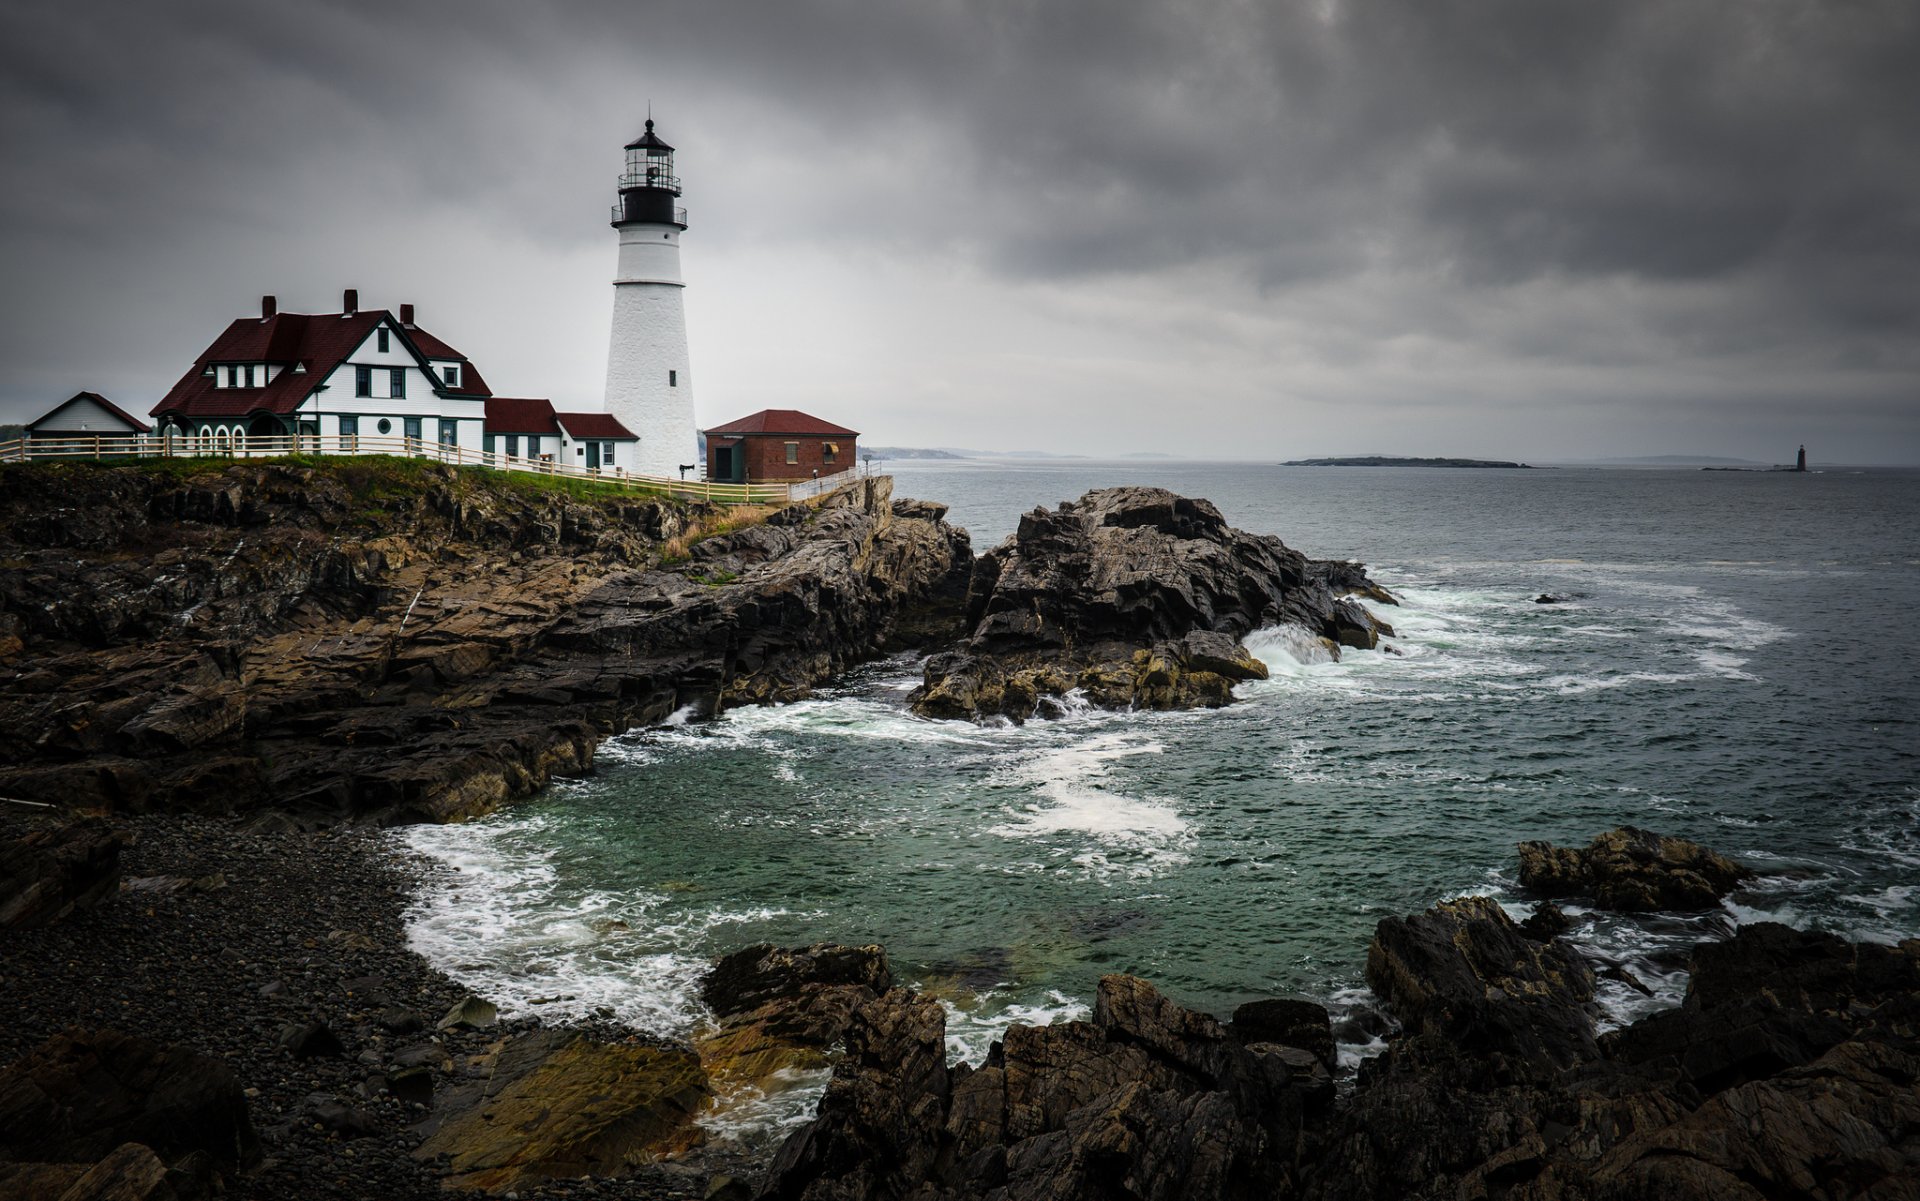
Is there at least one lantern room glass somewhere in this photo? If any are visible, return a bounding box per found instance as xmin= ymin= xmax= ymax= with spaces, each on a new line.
xmin=623 ymin=146 xmax=679 ymax=194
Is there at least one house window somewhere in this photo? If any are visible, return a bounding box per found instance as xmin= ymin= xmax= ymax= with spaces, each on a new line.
xmin=243 ymin=364 xmax=255 ymax=387
xmin=403 ymin=417 xmax=422 ymax=441
xmin=356 ymin=366 xmax=372 ymax=397
xmin=376 ymin=418 xmax=392 ymax=435
xmin=526 ymin=435 xmax=540 ymax=456
xmin=484 ymin=433 xmax=496 ymax=454
xmin=390 ymin=368 xmax=405 ymax=398
xmin=669 ymin=370 xmax=677 ymax=387
xmin=439 ymin=418 xmax=457 ymax=447
xmin=377 ymin=327 xmax=390 ymax=353
xmin=823 ymin=443 xmax=836 ymax=464
xmin=785 ymin=442 xmax=799 ymax=464
xmin=506 ymin=435 xmax=520 ymax=457
xmin=442 ymin=365 xmax=461 ymax=387
xmin=577 ymin=446 xmax=586 ymax=458
xmin=339 ymin=415 xmax=359 ymax=437
xmin=603 ymin=443 xmax=615 ymax=465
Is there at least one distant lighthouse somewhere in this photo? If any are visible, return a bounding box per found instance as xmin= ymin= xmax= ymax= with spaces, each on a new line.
xmin=604 ymin=119 xmax=694 ymax=478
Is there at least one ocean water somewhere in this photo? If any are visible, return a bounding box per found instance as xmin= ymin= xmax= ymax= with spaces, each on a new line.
xmin=400 ymin=461 xmax=1920 ymax=1143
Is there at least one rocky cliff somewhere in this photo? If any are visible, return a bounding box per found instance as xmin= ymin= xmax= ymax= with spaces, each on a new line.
xmin=909 ymin=487 xmax=1395 ymax=721
xmin=0 ymin=460 xmax=970 ymax=824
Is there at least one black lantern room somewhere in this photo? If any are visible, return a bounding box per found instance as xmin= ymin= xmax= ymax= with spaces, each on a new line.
xmin=612 ymin=119 xmax=688 ymax=229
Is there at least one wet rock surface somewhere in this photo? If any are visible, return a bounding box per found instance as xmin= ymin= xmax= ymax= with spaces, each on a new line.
xmin=0 ymin=462 xmax=970 ymax=824
xmin=1518 ymin=826 xmax=1753 ymax=911
xmin=907 ymin=487 xmax=1394 ymax=721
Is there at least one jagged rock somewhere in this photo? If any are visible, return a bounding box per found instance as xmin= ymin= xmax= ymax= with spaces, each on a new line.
xmin=0 ymin=1028 xmax=258 ymax=1169
xmin=412 ymin=1030 xmax=709 ymax=1194
xmin=0 ymin=466 xmax=971 ymax=824
xmin=762 ymin=974 xmax=1323 ymax=1201
xmin=1518 ymin=826 xmax=1751 ymax=911
xmin=0 ymin=818 xmax=126 ymax=929
xmin=908 ymin=487 xmax=1393 ymax=720
xmin=1364 ymin=895 xmax=1597 ymax=1078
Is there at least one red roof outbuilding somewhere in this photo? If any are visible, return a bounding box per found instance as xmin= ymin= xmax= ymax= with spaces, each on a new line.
xmin=554 ymin=412 xmax=638 ymax=440
xmin=704 ymin=409 xmax=860 ymax=437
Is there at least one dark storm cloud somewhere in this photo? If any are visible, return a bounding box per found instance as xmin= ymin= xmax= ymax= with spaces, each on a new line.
xmin=1 ymin=0 xmax=1915 ymax=456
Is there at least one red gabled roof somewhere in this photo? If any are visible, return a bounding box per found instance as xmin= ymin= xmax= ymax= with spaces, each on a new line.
xmin=407 ymin=327 xmax=492 ymax=397
xmin=703 ymin=408 xmax=860 ymax=437
xmin=554 ymin=412 xmax=637 ymax=440
xmin=484 ymin=397 xmax=559 ymax=435
xmin=151 ymin=308 xmax=493 ymax=421
xmin=28 ymin=391 xmax=152 ymax=433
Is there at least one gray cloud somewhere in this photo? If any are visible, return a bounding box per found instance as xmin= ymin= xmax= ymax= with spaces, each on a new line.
xmin=1 ymin=0 xmax=1915 ymax=461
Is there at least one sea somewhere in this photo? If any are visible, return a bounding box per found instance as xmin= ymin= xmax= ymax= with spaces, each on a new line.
xmin=399 ymin=460 xmax=1920 ymax=1147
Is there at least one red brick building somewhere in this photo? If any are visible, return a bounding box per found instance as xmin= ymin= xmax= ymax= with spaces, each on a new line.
xmin=704 ymin=409 xmax=859 ymax=483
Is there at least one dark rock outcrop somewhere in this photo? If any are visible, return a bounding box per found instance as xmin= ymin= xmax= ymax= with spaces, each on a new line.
xmin=0 ymin=463 xmax=971 ymax=824
xmin=753 ymin=833 xmax=1919 ymax=1201
xmin=761 ymin=974 xmax=1332 ymax=1201
xmin=1518 ymin=826 xmax=1752 ymax=911
xmin=0 ymin=1028 xmax=258 ymax=1173
xmin=909 ymin=487 xmax=1394 ymax=720
xmin=0 ymin=817 xmax=125 ymax=928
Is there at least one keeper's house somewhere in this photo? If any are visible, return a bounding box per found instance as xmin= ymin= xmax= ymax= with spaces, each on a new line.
xmin=704 ymin=409 xmax=858 ymax=483
xmin=149 ymin=291 xmax=492 ymax=453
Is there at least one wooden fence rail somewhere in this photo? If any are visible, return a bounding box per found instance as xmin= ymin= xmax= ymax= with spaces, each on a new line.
xmin=0 ymin=434 xmax=868 ymax=507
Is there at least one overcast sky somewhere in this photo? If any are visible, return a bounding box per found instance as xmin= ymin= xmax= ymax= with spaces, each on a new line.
xmin=3 ymin=0 xmax=1916 ymax=462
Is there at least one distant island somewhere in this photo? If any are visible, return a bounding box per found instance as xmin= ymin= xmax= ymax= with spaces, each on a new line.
xmin=1281 ymin=456 xmax=1534 ymax=469
xmin=862 ymin=446 xmax=967 ymax=460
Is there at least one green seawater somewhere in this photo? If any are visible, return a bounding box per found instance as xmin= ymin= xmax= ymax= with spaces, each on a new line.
xmin=401 ymin=462 xmax=1920 ymax=1141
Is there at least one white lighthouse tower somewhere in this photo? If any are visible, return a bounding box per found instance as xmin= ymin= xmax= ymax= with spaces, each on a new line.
xmin=603 ymin=119 xmax=695 ymax=477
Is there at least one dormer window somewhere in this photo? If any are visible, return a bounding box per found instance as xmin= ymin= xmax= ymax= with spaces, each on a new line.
xmin=442 ymin=364 xmax=461 ymax=387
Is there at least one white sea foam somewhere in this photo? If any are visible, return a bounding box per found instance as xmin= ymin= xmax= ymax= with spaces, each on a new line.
xmin=987 ymin=733 xmax=1191 ymax=878
xmin=939 ymin=989 xmax=1092 ymax=1065
xmin=400 ymin=820 xmax=816 ymax=1036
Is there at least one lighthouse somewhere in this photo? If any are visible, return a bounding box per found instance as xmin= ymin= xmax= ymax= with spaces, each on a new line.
xmin=603 ymin=119 xmax=694 ymax=478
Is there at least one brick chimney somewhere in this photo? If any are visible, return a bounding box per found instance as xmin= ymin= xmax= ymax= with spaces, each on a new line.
xmin=400 ymin=303 xmax=415 ymax=327
xmin=261 ymin=295 xmax=277 ymax=320
xmin=342 ymin=288 xmax=358 ymax=316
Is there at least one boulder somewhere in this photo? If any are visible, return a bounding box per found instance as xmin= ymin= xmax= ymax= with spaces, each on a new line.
xmin=0 ymin=819 xmax=126 ymax=929
xmin=700 ymin=942 xmax=891 ymax=1019
xmin=1227 ymin=997 xmax=1336 ymax=1069
xmin=0 ymin=1028 xmax=258 ymax=1169
xmin=435 ymin=994 xmax=497 ymax=1030
xmin=908 ymin=487 xmax=1392 ymax=720
xmin=1518 ymin=826 xmax=1751 ymax=911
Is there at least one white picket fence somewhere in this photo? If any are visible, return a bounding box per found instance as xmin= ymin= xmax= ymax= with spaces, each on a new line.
xmin=0 ymin=433 xmax=869 ymax=507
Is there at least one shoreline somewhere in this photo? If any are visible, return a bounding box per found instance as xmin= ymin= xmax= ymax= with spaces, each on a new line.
xmin=0 ymin=806 xmax=711 ymax=1199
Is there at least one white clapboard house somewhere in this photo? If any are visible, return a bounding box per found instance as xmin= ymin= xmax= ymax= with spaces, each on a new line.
xmin=145 ymin=291 xmax=636 ymax=467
